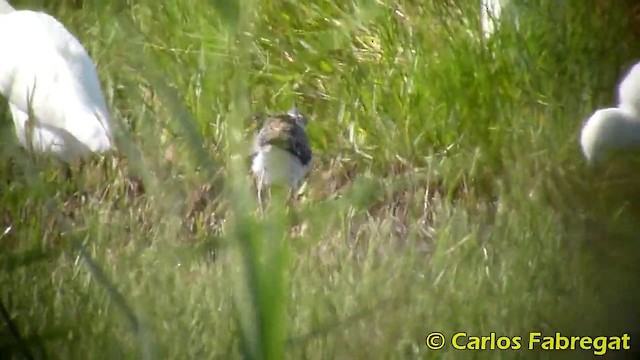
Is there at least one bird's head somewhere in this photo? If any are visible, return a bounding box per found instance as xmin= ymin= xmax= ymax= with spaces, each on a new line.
xmin=287 ymin=106 xmax=308 ymax=128
xmin=580 ymin=107 xmax=640 ymax=167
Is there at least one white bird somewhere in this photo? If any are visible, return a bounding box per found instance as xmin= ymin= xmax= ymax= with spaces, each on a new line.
xmin=580 ymin=62 xmax=640 ymax=165
xmin=250 ymin=107 xmax=312 ymax=210
xmin=0 ymin=0 xmax=113 ymax=165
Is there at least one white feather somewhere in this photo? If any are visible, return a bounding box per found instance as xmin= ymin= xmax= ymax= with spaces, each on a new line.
xmin=0 ymin=4 xmax=113 ymax=163
xmin=251 ymin=145 xmax=309 ymax=189
xmin=0 ymin=0 xmax=13 ymax=14
xmin=580 ymin=62 xmax=640 ymax=165
xmin=480 ymin=0 xmax=504 ymax=38
xmin=580 ymin=108 xmax=640 ymax=165
xmin=617 ymin=62 xmax=640 ymax=118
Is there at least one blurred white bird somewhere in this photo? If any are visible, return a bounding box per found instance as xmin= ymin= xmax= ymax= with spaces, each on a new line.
xmin=250 ymin=107 xmax=312 ymax=210
xmin=0 ymin=0 xmax=113 ymax=164
xmin=581 ymin=62 xmax=640 ymax=165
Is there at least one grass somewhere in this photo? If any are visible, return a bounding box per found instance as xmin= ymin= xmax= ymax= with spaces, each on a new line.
xmin=1 ymin=0 xmax=640 ymax=358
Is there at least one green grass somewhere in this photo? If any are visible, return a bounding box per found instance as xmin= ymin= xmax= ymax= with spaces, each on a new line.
xmin=2 ymin=0 xmax=640 ymax=359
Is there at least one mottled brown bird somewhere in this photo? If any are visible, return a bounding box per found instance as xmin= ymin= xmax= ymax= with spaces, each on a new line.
xmin=250 ymin=107 xmax=312 ymax=210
